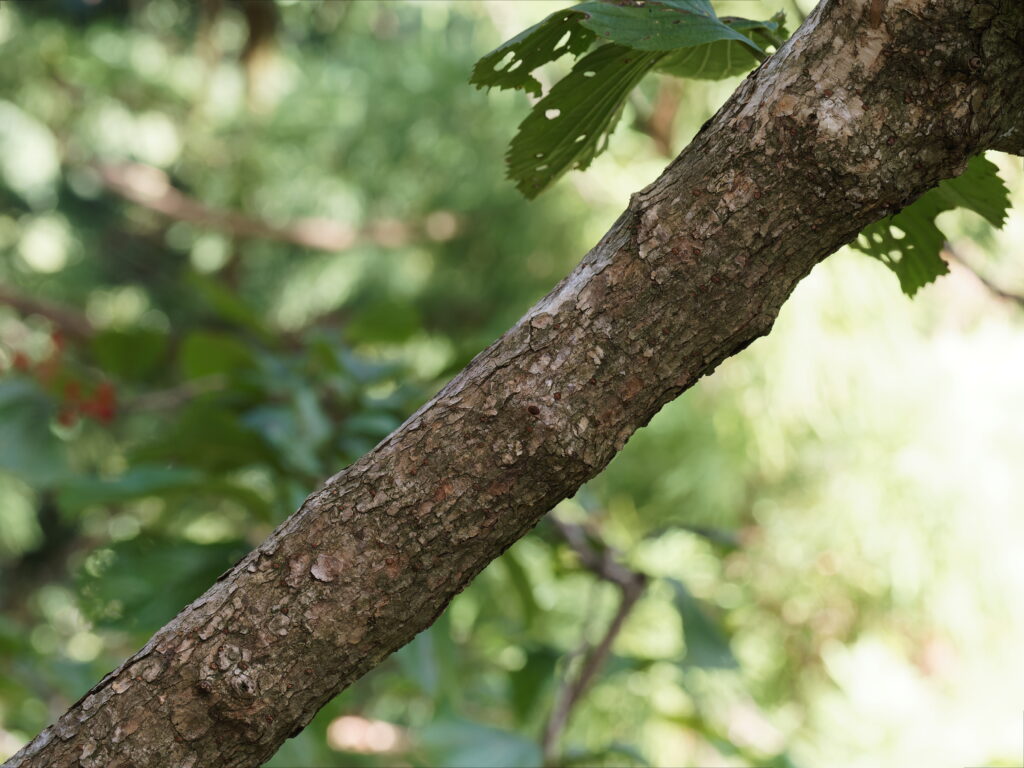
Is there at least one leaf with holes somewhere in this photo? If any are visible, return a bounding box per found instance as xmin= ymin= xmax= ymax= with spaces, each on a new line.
xmin=657 ymin=14 xmax=787 ymax=80
xmin=853 ymin=154 xmax=1010 ymax=296
xmin=469 ymin=7 xmax=596 ymax=97
xmin=507 ymin=44 xmax=663 ymax=198
xmin=575 ymin=0 xmax=764 ymax=54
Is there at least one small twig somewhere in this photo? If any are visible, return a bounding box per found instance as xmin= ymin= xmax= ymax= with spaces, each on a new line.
xmin=96 ymin=162 xmax=367 ymax=252
xmin=630 ymin=79 xmax=682 ymax=159
xmin=95 ymin=163 xmax=458 ymax=254
xmin=124 ymin=374 xmax=227 ymax=411
xmin=944 ymin=242 xmax=1024 ymax=308
xmin=0 ymin=284 xmax=94 ymax=341
xmin=542 ymin=517 xmax=647 ymax=765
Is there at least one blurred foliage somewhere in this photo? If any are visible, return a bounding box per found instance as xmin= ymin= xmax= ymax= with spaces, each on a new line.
xmin=1 ymin=1 xmax=1024 ymax=767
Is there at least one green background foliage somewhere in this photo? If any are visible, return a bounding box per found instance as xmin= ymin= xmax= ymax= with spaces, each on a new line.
xmin=1 ymin=1 xmax=1023 ymax=766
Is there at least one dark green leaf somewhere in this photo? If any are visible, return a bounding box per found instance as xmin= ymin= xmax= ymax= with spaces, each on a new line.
xmin=346 ymin=300 xmax=420 ymax=345
xmin=576 ymin=0 xmax=762 ymax=54
xmin=562 ymin=742 xmax=651 ymax=767
xmin=507 ymin=44 xmax=663 ymax=198
xmin=853 ymin=155 xmax=1010 ymax=296
xmin=132 ymin=403 xmax=275 ymax=471
xmin=509 ymin=646 xmax=560 ymax=724
xmin=668 ymin=578 xmax=737 ymax=669
xmin=90 ymin=328 xmax=169 ymax=383
xmin=188 ymin=273 xmax=272 ymax=340
xmin=78 ymin=536 xmax=247 ymax=633
xmin=656 ymin=14 xmax=785 ymax=79
xmin=469 ymin=7 xmax=596 ymax=96
xmin=57 ymin=466 xmax=204 ymax=510
xmin=180 ymin=331 xmax=256 ymax=379
xmin=0 ymin=378 xmax=68 ymax=486
xmin=417 ymin=718 xmax=543 ymax=768
xmin=499 ymin=548 xmax=540 ymax=628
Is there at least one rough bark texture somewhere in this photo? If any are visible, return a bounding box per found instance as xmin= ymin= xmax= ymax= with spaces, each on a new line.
xmin=8 ymin=1 xmax=1024 ymax=766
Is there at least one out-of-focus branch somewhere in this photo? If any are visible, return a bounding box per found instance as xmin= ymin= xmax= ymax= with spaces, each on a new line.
xmin=96 ymin=163 xmax=368 ymax=251
xmin=124 ymin=374 xmax=227 ymax=412
xmin=0 ymin=284 xmax=94 ymax=340
xmin=95 ymin=163 xmax=459 ymax=253
xmin=542 ymin=517 xmax=647 ymax=765
xmin=638 ymin=79 xmax=683 ymax=159
xmin=944 ymin=242 xmax=1024 ymax=308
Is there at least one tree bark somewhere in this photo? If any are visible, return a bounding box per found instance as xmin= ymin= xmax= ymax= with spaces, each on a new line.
xmin=8 ymin=1 xmax=1023 ymax=766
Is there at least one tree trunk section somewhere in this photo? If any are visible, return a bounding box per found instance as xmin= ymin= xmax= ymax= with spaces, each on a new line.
xmin=7 ymin=1 xmax=1023 ymax=766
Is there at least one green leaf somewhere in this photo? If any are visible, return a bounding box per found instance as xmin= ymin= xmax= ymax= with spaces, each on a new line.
xmin=657 ymin=14 xmax=785 ymax=80
xmin=0 ymin=378 xmax=68 ymax=486
xmin=132 ymin=403 xmax=275 ymax=471
xmin=346 ymin=299 xmax=421 ymax=345
xmin=508 ymin=646 xmax=560 ymax=724
xmin=78 ymin=536 xmax=247 ymax=633
xmin=416 ymin=718 xmax=543 ymax=768
xmin=57 ymin=466 xmax=204 ymax=511
xmin=668 ymin=578 xmax=737 ymax=669
xmin=90 ymin=328 xmax=169 ymax=383
xmin=469 ymin=7 xmax=596 ymax=96
xmin=180 ymin=331 xmax=256 ymax=380
xmin=188 ymin=273 xmax=272 ymax=340
xmin=499 ymin=547 xmax=539 ymax=628
xmin=507 ymin=44 xmax=663 ymax=198
xmin=476 ymin=3 xmax=786 ymax=197
xmin=562 ymin=742 xmax=651 ymax=767
xmin=853 ymin=155 xmax=1010 ymax=296
xmin=576 ymin=0 xmax=763 ymax=54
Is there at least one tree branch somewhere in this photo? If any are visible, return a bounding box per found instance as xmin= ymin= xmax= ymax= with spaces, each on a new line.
xmin=96 ymin=163 xmax=457 ymax=253
xmin=10 ymin=1 xmax=1024 ymax=766
xmin=542 ymin=518 xmax=646 ymax=765
xmin=944 ymin=242 xmax=1024 ymax=308
xmin=0 ymin=284 xmax=94 ymax=341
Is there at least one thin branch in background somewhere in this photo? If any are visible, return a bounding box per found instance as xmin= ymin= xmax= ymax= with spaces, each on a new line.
xmin=0 ymin=284 xmax=94 ymax=341
xmin=94 ymin=163 xmax=461 ymax=253
xmin=542 ymin=516 xmax=647 ymax=766
xmin=124 ymin=374 xmax=227 ymax=412
xmin=944 ymin=241 xmax=1024 ymax=308
xmin=630 ymin=79 xmax=683 ymax=159
xmin=96 ymin=162 xmax=366 ymax=252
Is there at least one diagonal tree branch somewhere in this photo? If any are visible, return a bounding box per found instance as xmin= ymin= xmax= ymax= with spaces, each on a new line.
xmin=8 ymin=1 xmax=1024 ymax=766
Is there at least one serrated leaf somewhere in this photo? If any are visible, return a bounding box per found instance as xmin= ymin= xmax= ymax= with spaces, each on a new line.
xmin=853 ymin=154 xmax=1010 ymax=296
xmin=576 ymin=0 xmax=763 ymax=54
xmin=656 ymin=14 xmax=785 ymax=80
xmin=507 ymin=44 xmax=663 ymax=198
xmin=931 ymin=153 xmax=1009 ymax=228
xmin=469 ymin=7 xmax=596 ymax=97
